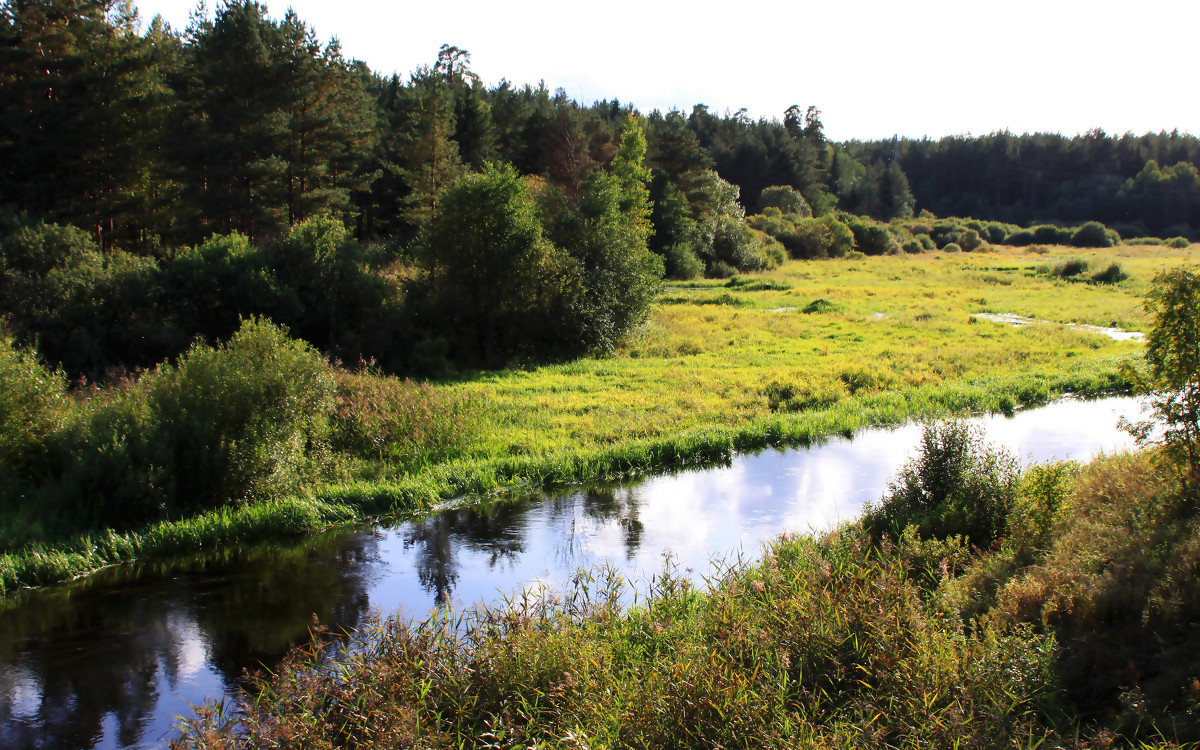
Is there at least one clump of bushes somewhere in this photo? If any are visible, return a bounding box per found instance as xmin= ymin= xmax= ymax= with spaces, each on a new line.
xmin=861 ymin=421 xmax=1020 ymax=549
xmin=0 ymin=318 xmax=338 ymax=544
xmin=761 ymin=376 xmax=846 ymax=411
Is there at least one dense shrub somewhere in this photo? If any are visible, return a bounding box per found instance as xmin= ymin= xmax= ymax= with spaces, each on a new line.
xmin=845 ymin=216 xmax=902 ymax=255
xmin=756 ymin=185 xmax=812 ymax=217
xmin=662 ymin=243 xmax=703 ymax=280
xmin=862 ymin=421 xmax=1020 ymax=548
xmin=957 ymin=228 xmax=984 ymax=251
xmin=1004 ymin=229 xmax=1036 ymax=246
xmin=1046 ymin=257 xmax=1090 ymax=278
xmin=942 ymin=242 xmax=961 ymax=252
xmin=144 ymin=317 xmax=335 ymax=516
xmin=0 ymin=334 xmax=68 ymax=481
xmin=1166 ymin=236 xmax=1191 ymax=249
xmin=1070 ymin=221 xmax=1114 ymax=248
xmin=1089 ymin=261 xmax=1128 ymax=284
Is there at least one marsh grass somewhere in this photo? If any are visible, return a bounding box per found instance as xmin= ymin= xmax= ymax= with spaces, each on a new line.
xmin=172 ymin=533 xmax=1064 ymax=749
xmin=3 ymin=246 xmax=1187 ymax=592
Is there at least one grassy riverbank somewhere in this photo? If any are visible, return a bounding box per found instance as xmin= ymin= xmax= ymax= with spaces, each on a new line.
xmin=172 ymin=436 xmax=1200 ymax=748
xmin=1 ymin=244 xmax=1189 ymax=593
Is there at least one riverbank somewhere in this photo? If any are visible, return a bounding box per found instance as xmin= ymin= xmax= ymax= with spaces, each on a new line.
xmin=0 ymin=358 xmax=1134 ymax=595
xmin=171 ymin=441 xmax=1200 ymax=748
xmin=2 ymin=245 xmax=1169 ymax=595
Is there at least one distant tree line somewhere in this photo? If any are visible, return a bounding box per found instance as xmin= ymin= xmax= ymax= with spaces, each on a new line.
xmin=3 ymin=0 xmax=1198 ymax=381
xmin=847 ymin=130 xmax=1200 ymax=239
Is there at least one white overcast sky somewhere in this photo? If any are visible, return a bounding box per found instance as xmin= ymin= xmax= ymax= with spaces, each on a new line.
xmin=131 ymin=0 xmax=1198 ymax=142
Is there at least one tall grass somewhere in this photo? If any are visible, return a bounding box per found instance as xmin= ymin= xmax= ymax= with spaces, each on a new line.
xmin=172 ymin=532 xmax=1062 ymax=749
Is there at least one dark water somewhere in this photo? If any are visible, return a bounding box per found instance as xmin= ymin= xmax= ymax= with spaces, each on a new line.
xmin=0 ymin=396 xmax=1145 ymax=748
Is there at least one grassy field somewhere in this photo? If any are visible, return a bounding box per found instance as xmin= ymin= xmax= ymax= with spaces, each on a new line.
xmin=417 ymin=244 xmax=1180 ymax=461
xmin=3 ymin=243 xmax=1194 ymax=593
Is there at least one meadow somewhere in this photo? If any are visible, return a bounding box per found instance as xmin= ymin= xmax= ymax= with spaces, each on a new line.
xmin=2 ymin=243 xmax=1193 ymax=593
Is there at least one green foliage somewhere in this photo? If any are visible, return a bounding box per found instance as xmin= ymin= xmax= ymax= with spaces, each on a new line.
xmin=174 ymin=532 xmax=1060 ymax=749
xmin=757 ymin=185 xmax=812 ymax=217
xmin=862 ymin=421 xmax=1021 ymax=548
xmin=1166 ymin=236 xmax=1191 ymax=249
xmin=942 ymin=242 xmax=962 ymax=252
xmin=1071 ymin=221 xmax=1115 ymax=248
xmin=1089 ymin=261 xmax=1128 ymax=284
xmin=1133 ymin=266 xmax=1200 ymax=497
xmin=330 ymin=371 xmax=482 ymax=467
xmin=0 ymin=334 xmax=68 ymax=481
xmin=420 ymin=163 xmax=576 ymax=364
xmin=844 ymin=216 xmax=903 ymax=255
xmin=145 ymin=317 xmax=335 ymax=515
xmin=662 ymin=243 xmax=703 ymax=280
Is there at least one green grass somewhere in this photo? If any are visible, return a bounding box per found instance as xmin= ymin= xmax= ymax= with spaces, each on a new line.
xmin=4 ymin=244 xmax=1194 ymax=594
xmin=172 ymin=436 xmax=1200 ymax=748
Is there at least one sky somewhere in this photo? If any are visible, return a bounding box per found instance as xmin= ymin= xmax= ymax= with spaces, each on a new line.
xmin=130 ymin=0 xmax=1198 ymax=142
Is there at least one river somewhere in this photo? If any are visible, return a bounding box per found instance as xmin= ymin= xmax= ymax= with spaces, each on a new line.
xmin=0 ymin=396 xmax=1146 ymax=748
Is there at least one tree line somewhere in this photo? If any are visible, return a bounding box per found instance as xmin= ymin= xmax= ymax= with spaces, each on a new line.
xmin=3 ymin=0 xmax=1199 ymax=381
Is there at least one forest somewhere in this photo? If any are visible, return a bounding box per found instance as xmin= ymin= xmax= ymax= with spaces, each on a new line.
xmin=5 ymin=1 xmax=1200 ymax=748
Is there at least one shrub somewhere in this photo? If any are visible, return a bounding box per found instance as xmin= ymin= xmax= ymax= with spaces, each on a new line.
xmin=1166 ymin=236 xmax=1191 ymax=249
xmin=801 ymin=297 xmax=842 ymax=314
xmin=916 ymin=233 xmax=935 ymax=250
xmin=0 ymin=334 xmax=68 ymax=480
xmin=1033 ymin=224 xmax=1072 ymax=244
xmin=1089 ymin=261 xmax=1128 ymax=284
xmin=902 ymin=239 xmax=923 ymax=254
xmin=146 ymin=318 xmax=335 ymax=516
xmin=958 ymin=228 xmax=984 ymax=252
xmin=942 ymin=242 xmax=962 ymax=252
xmin=861 ymin=421 xmax=1021 ymax=548
xmin=662 ymin=243 xmax=703 ymax=280
xmin=1070 ymin=221 xmax=1114 ymax=248
xmin=1131 ymin=266 xmax=1200 ymax=498
xmin=757 ymin=185 xmax=811 ymax=217
xmin=1048 ymin=257 xmax=1090 ymax=278
xmin=706 ymin=260 xmax=737 ymax=279
xmin=1004 ymin=230 xmax=1036 ymax=246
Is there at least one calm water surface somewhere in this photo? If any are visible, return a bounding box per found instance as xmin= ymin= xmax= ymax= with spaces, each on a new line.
xmin=0 ymin=396 xmax=1145 ymax=748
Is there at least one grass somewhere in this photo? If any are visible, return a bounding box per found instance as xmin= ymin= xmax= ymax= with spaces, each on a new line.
xmin=172 ymin=423 xmax=1200 ymax=748
xmin=3 ymin=243 xmax=1195 ymax=593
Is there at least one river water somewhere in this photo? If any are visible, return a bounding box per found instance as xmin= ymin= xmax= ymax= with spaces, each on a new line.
xmin=0 ymin=396 xmax=1146 ymax=748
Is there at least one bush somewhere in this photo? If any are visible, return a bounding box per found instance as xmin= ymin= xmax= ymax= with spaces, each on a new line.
xmin=146 ymin=318 xmax=335 ymax=516
xmin=1070 ymin=221 xmax=1114 ymax=248
xmin=862 ymin=421 xmax=1021 ymax=548
xmin=942 ymin=242 xmax=961 ymax=252
xmin=1033 ymin=224 xmax=1072 ymax=244
xmin=902 ymin=239 xmax=923 ymax=254
xmin=0 ymin=334 xmax=68 ymax=481
xmin=846 ymin=217 xmax=902 ymax=255
xmin=958 ymin=228 xmax=984 ymax=252
xmin=1004 ymin=229 xmax=1036 ymax=246
xmin=1166 ymin=236 xmax=1191 ymax=249
xmin=1048 ymin=257 xmax=1090 ymax=278
xmin=1089 ymin=261 xmax=1128 ymax=284
xmin=662 ymin=243 xmax=703 ymax=280
xmin=1132 ymin=266 xmax=1200 ymax=498
xmin=916 ymin=233 xmax=935 ymax=250
xmin=756 ymin=185 xmax=811 ymax=217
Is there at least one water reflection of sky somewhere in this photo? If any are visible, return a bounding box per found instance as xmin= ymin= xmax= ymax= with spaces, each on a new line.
xmin=0 ymin=396 xmax=1146 ymax=749
xmin=367 ymin=396 xmax=1145 ymax=620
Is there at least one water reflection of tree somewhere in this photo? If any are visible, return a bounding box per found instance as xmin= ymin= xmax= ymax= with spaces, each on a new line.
xmin=0 ymin=528 xmax=382 ymax=749
xmin=548 ymin=485 xmax=646 ymax=565
xmin=403 ymin=501 xmax=529 ymax=607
